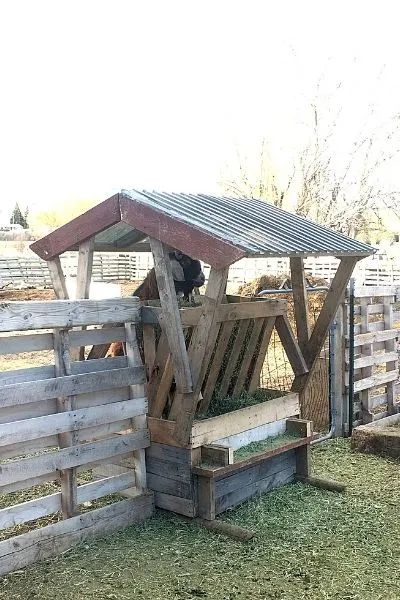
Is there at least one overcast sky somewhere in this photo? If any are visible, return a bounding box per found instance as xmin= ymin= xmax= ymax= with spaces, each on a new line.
xmin=0 ymin=0 xmax=398 ymax=220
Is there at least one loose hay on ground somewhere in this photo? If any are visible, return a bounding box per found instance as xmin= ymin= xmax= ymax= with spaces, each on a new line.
xmin=2 ymin=439 xmax=400 ymax=600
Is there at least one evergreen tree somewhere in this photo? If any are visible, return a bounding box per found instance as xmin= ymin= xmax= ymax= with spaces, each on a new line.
xmin=10 ymin=203 xmax=29 ymax=228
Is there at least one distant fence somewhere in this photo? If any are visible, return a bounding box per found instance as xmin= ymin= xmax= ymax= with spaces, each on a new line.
xmin=2 ymin=253 xmax=400 ymax=290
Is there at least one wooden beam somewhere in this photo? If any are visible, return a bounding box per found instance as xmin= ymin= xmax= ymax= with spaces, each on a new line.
xmin=47 ymin=257 xmax=69 ymax=299
xmin=53 ymin=329 xmax=78 ymax=518
xmin=275 ymin=314 xmax=308 ymax=376
xmin=304 ymin=257 xmax=358 ymax=368
xmin=149 ymin=238 xmax=192 ymax=394
xmin=232 ymin=318 xmax=264 ymax=396
xmin=124 ymin=321 xmax=148 ymax=491
xmin=174 ymin=267 xmax=229 ymax=443
xmin=289 ymin=257 xmax=310 ymax=352
xmin=248 ymin=316 xmax=276 ymax=392
xmin=75 ymin=238 xmax=95 ymax=360
xmin=76 ymin=238 xmax=94 ymax=299
xmin=201 ymin=320 xmax=236 ymax=406
xmin=292 ymin=256 xmax=358 ymax=395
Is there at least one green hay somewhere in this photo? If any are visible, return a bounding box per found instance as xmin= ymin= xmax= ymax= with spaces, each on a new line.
xmin=197 ymin=388 xmax=285 ymax=420
xmin=2 ymin=440 xmax=400 ymax=600
xmin=233 ymin=433 xmax=300 ymax=462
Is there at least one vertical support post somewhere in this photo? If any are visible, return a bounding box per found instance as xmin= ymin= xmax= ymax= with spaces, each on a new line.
xmin=292 ymin=257 xmax=358 ymax=403
xmin=48 ymin=257 xmax=69 ymax=299
xmin=53 ymin=329 xmax=79 ymax=518
xmin=332 ymin=304 xmax=345 ymax=437
xmin=74 ymin=239 xmax=95 ymax=360
xmin=383 ymin=294 xmax=397 ymax=415
xmin=290 ymin=256 xmax=310 ymax=353
xmin=149 ymin=238 xmax=193 ymax=393
xmin=124 ymin=322 xmax=147 ymax=491
xmin=360 ymin=295 xmax=373 ymax=424
xmin=178 ymin=266 xmax=229 ymax=434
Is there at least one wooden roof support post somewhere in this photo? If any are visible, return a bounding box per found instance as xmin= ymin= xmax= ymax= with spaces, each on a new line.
xmin=290 ymin=257 xmax=310 ymax=353
xmin=76 ymin=238 xmax=95 ymax=300
xmin=175 ymin=266 xmax=229 ymax=442
xmin=48 ymin=257 xmax=69 ymax=299
xmin=149 ymin=238 xmax=193 ymax=393
xmin=292 ymin=256 xmax=358 ymax=394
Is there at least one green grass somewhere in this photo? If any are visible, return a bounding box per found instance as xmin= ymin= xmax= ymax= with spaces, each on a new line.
xmin=2 ymin=439 xmax=400 ymax=600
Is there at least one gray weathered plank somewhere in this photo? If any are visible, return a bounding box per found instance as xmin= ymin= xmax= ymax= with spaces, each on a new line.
xmin=0 ymin=494 xmax=154 ymax=576
xmin=0 ymin=430 xmax=150 ymax=488
xmin=0 ymin=367 xmax=145 ymax=408
xmin=0 ymin=298 xmax=140 ymax=332
xmin=0 ymin=397 xmax=147 ymax=447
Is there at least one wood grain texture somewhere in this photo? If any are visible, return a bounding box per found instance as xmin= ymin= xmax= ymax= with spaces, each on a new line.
xmin=0 ymin=493 xmax=154 ymax=577
xmin=0 ymin=297 xmax=141 ymax=331
xmin=290 ymin=256 xmax=310 ymax=352
xmin=150 ymin=238 xmax=193 ymax=394
xmin=30 ymin=194 xmax=121 ymax=260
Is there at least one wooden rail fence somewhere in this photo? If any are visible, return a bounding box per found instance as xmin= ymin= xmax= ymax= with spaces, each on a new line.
xmin=3 ymin=253 xmax=400 ymax=289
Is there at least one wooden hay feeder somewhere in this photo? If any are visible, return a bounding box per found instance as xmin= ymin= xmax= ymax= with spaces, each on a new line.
xmin=30 ymin=189 xmax=375 ymax=521
xmin=351 ymin=413 xmax=400 ymax=458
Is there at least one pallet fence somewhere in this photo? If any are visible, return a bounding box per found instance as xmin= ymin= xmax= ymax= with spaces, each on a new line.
xmin=0 ymin=296 xmax=153 ymax=576
xmin=345 ymin=286 xmax=400 ymax=430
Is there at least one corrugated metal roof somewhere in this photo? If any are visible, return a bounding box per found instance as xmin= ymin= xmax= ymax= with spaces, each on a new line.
xmin=121 ymin=189 xmax=374 ymax=258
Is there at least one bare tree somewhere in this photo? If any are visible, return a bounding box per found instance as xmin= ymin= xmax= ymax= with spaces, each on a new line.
xmin=219 ymin=139 xmax=295 ymax=209
xmin=219 ymin=74 xmax=400 ymax=241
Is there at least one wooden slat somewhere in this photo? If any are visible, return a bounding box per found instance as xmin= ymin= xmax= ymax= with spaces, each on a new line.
xmin=76 ymin=238 xmax=94 ymax=299
xmin=0 ymin=430 xmax=150 ymax=488
xmin=149 ymin=238 xmax=192 ymax=393
xmin=218 ymin=319 xmax=251 ymax=399
xmin=152 ymin=491 xmax=195 ymax=517
xmin=215 ymin=465 xmax=295 ymax=514
xmin=352 ymin=328 xmax=399 ymax=347
xmin=0 ymin=397 xmax=147 ymax=447
xmin=201 ymin=320 xmax=236 ymax=405
xmin=353 ymin=370 xmax=399 ymax=393
xmin=353 ymin=351 xmax=398 ymax=370
xmin=193 ymin=438 xmax=309 ymax=479
xmin=0 ymin=332 xmax=53 ymax=355
xmin=0 ymin=366 xmax=145 ymax=408
xmin=178 ymin=267 xmax=229 ymax=426
xmin=353 ymin=286 xmax=397 ymax=298
xmin=290 ymin=257 xmax=310 ymax=352
xmin=232 ymin=318 xmax=264 ymax=396
xmin=0 ymin=298 xmax=141 ymax=332
xmin=151 ymin=356 xmax=174 ymax=418
xmin=53 ymin=329 xmax=78 ymax=518
xmin=47 ymin=257 xmax=69 ymax=299
xmin=191 ymin=393 xmax=300 ymax=448
xmin=0 ymin=472 xmax=136 ymax=530
xmin=69 ymin=326 xmax=126 ymax=348
xmin=0 ymin=494 xmax=154 ymax=577
xmin=124 ymin=321 xmax=148 ymax=491
xmin=143 ymin=324 xmax=156 ymax=375
xmin=304 ymin=257 xmax=358 ymax=368
xmin=384 ymin=296 xmax=397 ymax=414
xmin=275 ymin=314 xmax=308 ymax=375
xmin=248 ymin=316 xmax=276 ymax=392
xmin=353 ymin=303 xmax=385 ymax=316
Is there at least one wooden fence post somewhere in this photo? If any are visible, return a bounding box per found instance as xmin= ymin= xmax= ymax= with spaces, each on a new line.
xmin=332 ymin=304 xmax=346 ymax=437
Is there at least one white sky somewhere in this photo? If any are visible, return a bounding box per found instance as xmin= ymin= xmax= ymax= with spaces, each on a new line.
xmin=0 ymin=0 xmax=399 ymax=219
